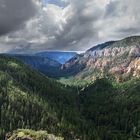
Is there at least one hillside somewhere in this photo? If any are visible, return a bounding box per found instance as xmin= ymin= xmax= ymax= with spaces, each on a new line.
xmin=0 ymin=55 xmax=140 ymax=140
xmin=61 ymin=36 xmax=140 ymax=85
xmin=0 ymin=55 xmax=79 ymax=139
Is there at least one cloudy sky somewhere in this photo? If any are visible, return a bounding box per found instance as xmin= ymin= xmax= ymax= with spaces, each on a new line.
xmin=0 ymin=0 xmax=140 ymax=53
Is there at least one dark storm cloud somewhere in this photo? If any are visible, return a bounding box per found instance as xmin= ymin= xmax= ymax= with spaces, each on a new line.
xmin=48 ymin=0 xmax=103 ymax=50
xmin=0 ymin=0 xmax=38 ymax=35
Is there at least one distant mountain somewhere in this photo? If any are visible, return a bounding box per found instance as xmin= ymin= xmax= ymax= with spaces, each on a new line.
xmin=61 ymin=36 xmax=140 ymax=84
xmin=7 ymin=54 xmax=62 ymax=77
xmin=36 ymin=51 xmax=77 ymax=64
xmin=6 ymin=51 xmax=77 ymax=78
xmin=13 ymin=54 xmax=61 ymax=67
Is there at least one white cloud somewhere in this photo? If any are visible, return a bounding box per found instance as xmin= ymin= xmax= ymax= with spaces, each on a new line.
xmin=0 ymin=0 xmax=140 ymax=53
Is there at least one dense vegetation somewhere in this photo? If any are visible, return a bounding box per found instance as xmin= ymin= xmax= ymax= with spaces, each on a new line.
xmin=0 ymin=55 xmax=79 ymax=139
xmin=0 ymin=55 xmax=140 ymax=140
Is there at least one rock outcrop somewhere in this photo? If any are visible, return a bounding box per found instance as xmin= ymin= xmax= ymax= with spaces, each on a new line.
xmin=61 ymin=36 xmax=140 ymax=82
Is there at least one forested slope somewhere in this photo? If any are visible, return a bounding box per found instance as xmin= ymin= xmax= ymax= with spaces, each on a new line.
xmin=0 ymin=55 xmax=79 ymax=139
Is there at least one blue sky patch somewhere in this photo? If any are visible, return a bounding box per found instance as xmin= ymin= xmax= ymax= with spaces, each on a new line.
xmin=42 ymin=0 xmax=67 ymax=7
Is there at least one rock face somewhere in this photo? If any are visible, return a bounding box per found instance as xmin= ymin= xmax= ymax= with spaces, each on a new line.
xmin=128 ymin=58 xmax=140 ymax=77
xmin=61 ymin=36 xmax=140 ymax=82
xmin=6 ymin=129 xmax=63 ymax=140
